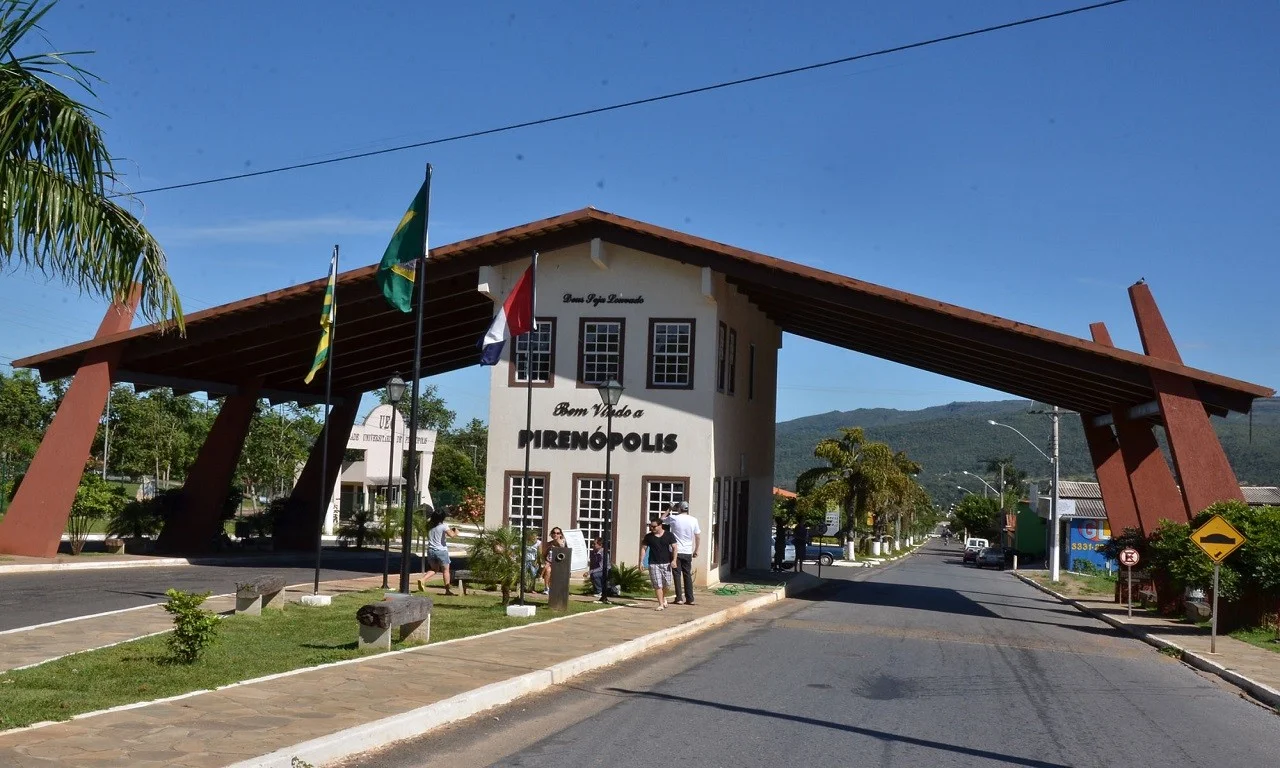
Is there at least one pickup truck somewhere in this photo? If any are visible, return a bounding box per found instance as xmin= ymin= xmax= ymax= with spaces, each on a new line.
xmin=774 ymin=537 xmax=841 ymax=566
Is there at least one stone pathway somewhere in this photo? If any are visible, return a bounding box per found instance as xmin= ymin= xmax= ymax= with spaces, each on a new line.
xmin=0 ymin=580 xmax=803 ymax=767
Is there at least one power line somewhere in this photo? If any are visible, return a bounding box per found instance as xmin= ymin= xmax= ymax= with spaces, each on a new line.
xmin=114 ymin=0 xmax=1131 ymax=198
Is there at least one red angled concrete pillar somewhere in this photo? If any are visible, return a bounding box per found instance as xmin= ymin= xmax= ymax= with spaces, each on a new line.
xmin=1083 ymin=323 xmax=1143 ymax=534
xmin=0 ymin=293 xmax=139 ymax=557
xmin=1090 ymin=322 xmax=1187 ymax=528
xmin=274 ymin=399 xmax=360 ymax=551
xmin=1129 ymin=283 xmax=1244 ymax=515
xmin=155 ymin=381 xmax=262 ymax=553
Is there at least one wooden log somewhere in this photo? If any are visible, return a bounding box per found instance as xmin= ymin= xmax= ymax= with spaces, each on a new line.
xmin=357 ymin=596 xmax=433 ymax=629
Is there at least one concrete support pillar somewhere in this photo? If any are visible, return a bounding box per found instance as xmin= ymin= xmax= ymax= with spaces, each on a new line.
xmin=274 ymin=399 xmax=360 ymax=551
xmin=1089 ymin=321 xmax=1187 ymax=528
xmin=1082 ymin=416 xmax=1143 ymax=534
xmin=0 ymin=294 xmax=139 ymax=557
xmin=1129 ymin=283 xmax=1244 ymax=515
xmin=155 ymin=381 xmax=262 ymax=553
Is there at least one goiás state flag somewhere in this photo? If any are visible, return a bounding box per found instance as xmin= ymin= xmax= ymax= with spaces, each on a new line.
xmin=478 ymin=264 xmax=534 ymax=365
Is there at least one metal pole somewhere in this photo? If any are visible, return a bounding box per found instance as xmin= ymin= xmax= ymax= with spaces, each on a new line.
xmin=400 ymin=164 xmax=432 ymax=594
xmin=599 ymin=407 xmax=613 ymax=603
xmin=313 ymin=244 xmax=338 ymax=595
xmin=518 ymin=252 xmax=538 ymax=605
xmin=382 ymin=406 xmax=395 ymax=589
xmin=1127 ymin=565 xmax=1133 ymax=618
xmin=1049 ymin=406 xmax=1061 ymax=582
xmin=1211 ymin=562 xmax=1220 ymax=654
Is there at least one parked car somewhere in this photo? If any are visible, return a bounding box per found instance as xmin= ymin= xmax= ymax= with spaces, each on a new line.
xmin=773 ymin=537 xmax=840 ymax=566
xmin=962 ymin=537 xmax=989 ymax=564
xmin=975 ymin=547 xmax=1005 ymax=570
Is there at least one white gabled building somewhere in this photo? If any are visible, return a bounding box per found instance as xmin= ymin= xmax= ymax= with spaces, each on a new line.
xmin=481 ymin=238 xmax=781 ymax=585
xmin=324 ymin=404 xmax=436 ymax=535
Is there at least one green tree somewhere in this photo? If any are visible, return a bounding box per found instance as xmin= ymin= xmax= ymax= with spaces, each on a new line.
xmin=110 ymin=389 xmax=206 ymax=487
xmin=796 ymin=427 xmax=886 ymax=547
xmin=951 ymin=493 xmax=1000 ymax=541
xmin=428 ymin=444 xmax=481 ymax=509
xmin=238 ymin=402 xmax=321 ymax=508
xmin=67 ymin=470 xmax=126 ymax=554
xmin=376 ymin=382 xmax=454 ymax=433
xmin=1 ymin=0 xmax=181 ymax=327
xmin=0 ymin=368 xmax=51 ymax=509
xmin=440 ymin=417 xmax=487 ymax=479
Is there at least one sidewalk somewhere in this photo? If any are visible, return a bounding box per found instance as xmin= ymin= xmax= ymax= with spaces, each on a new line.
xmin=0 ymin=573 xmax=821 ymax=767
xmin=0 ymin=544 xmax=468 ymax=575
xmin=1015 ymin=572 xmax=1280 ymax=711
xmin=0 ymin=575 xmax=392 ymax=673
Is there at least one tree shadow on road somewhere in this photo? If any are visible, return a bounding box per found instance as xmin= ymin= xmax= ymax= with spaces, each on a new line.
xmin=605 ymin=687 xmax=1072 ymax=768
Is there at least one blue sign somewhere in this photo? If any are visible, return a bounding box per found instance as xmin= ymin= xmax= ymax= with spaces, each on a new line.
xmin=1067 ymin=519 xmax=1112 ymax=571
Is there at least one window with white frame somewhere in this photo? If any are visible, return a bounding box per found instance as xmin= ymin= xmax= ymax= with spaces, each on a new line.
xmin=506 ymin=473 xmax=547 ymax=535
xmin=648 ymin=320 xmax=694 ymax=388
xmin=644 ymin=479 xmax=686 ymax=529
xmin=574 ymin=476 xmax=615 ymax=547
xmin=578 ymin=319 xmax=624 ymax=385
xmin=512 ymin=319 xmax=555 ymax=385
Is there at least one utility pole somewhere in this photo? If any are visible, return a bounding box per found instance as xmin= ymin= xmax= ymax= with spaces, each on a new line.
xmin=1050 ymin=406 xmax=1062 ymax=582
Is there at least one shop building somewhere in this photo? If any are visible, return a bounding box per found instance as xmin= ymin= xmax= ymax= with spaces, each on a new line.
xmin=482 ymin=239 xmax=781 ymax=585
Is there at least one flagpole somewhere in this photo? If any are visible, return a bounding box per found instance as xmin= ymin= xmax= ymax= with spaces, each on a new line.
xmin=313 ymin=244 xmax=338 ymax=595
xmin=517 ymin=251 xmax=539 ymax=605
xmin=400 ymin=164 xmax=432 ymax=594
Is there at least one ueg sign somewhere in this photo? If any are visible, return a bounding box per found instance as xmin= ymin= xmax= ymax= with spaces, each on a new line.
xmin=516 ymin=401 xmax=679 ymax=453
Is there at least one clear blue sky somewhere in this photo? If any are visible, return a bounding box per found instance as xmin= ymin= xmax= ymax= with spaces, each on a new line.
xmin=3 ymin=0 xmax=1276 ymax=425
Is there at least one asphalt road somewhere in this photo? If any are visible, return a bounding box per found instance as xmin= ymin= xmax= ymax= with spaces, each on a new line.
xmin=0 ymin=553 xmax=444 ymax=630
xmin=343 ymin=541 xmax=1280 ymax=768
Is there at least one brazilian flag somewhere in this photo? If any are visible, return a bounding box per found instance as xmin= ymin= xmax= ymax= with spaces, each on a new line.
xmin=376 ymin=179 xmax=429 ymax=312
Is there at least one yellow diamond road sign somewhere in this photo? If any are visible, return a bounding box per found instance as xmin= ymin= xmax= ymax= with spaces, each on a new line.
xmin=1191 ymin=514 xmax=1247 ymax=563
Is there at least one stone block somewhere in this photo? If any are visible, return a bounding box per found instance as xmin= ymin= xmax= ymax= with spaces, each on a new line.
xmin=1185 ymin=601 xmax=1212 ymax=623
xmin=359 ymin=624 xmax=392 ymax=651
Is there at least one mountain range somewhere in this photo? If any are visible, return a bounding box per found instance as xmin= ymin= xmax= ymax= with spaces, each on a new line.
xmin=773 ymin=398 xmax=1280 ymax=506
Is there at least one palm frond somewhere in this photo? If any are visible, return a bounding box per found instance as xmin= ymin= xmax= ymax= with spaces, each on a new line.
xmin=1 ymin=156 xmax=182 ymax=327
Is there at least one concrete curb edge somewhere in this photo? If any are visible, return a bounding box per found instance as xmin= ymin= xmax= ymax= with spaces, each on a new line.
xmin=1013 ymin=572 xmax=1280 ymax=712
xmin=233 ymin=573 xmax=824 ymax=768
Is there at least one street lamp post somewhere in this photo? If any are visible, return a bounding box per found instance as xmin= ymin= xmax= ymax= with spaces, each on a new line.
xmin=962 ymin=471 xmax=999 ymax=498
xmin=989 ymin=416 xmax=1060 ymax=581
xmin=382 ymin=374 xmax=406 ymax=590
xmin=596 ymin=379 xmax=623 ymax=604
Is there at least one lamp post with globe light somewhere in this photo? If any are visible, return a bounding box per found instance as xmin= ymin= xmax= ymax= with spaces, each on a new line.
xmin=596 ymin=379 xmax=623 ymax=603
xmin=381 ymin=374 xmax=406 ymax=589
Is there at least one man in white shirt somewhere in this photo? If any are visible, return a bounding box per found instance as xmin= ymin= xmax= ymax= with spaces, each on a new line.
xmin=665 ymin=501 xmax=701 ymax=605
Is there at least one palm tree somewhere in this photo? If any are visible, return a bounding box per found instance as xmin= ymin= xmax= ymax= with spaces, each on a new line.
xmin=1 ymin=0 xmax=181 ymax=327
xmin=796 ymin=428 xmax=891 ymax=553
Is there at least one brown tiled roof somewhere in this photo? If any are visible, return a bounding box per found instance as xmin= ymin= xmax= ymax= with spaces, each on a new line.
xmin=14 ymin=208 xmax=1274 ymax=413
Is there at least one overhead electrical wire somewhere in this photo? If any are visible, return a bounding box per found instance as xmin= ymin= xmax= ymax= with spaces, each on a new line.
xmin=112 ymin=0 xmax=1131 ymax=198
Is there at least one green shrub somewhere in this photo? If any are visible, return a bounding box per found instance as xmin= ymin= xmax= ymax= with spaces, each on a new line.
xmin=107 ymin=497 xmax=163 ymax=539
xmin=162 ymin=589 xmax=219 ymax=664
xmin=608 ymin=562 xmax=649 ymax=593
xmin=68 ymin=474 xmax=127 ymax=554
xmin=468 ymin=525 xmax=524 ymax=602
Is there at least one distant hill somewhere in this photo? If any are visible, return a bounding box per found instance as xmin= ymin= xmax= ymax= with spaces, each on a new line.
xmin=774 ymin=398 xmax=1280 ymax=505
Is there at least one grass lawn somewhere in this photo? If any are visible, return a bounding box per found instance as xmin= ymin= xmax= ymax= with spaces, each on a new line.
xmin=1229 ymin=626 xmax=1280 ymax=654
xmin=1028 ymin=570 xmax=1118 ymax=598
xmin=0 ymin=588 xmax=603 ymax=731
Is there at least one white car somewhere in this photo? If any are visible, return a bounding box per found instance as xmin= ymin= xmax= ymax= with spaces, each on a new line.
xmin=962 ymin=538 xmax=989 ymax=564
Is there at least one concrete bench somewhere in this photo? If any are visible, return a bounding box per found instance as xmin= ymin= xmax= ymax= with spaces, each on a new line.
xmin=357 ymin=595 xmax=433 ymax=651
xmin=450 ymin=569 xmax=475 ymax=596
xmin=234 ymin=575 xmax=287 ymax=615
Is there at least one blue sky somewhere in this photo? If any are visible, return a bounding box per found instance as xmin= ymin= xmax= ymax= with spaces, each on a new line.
xmin=3 ymin=0 xmax=1277 ymax=425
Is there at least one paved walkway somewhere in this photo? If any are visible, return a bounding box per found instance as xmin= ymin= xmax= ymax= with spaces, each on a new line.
xmin=0 ymin=575 xmax=391 ymax=672
xmin=1017 ymin=572 xmax=1280 ymax=709
xmin=0 ymin=576 xmax=812 ymax=767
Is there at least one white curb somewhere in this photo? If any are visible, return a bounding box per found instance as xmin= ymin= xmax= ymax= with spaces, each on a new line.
xmin=231 ymin=574 xmax=823 ymax=768
xmin=1013 ymin=572 xmax=1280 ymax=712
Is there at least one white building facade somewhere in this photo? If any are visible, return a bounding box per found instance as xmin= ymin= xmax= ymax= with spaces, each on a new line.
xmin=482 ymin=239 xmax=781 ymax=586
xmin=324 ymin=404 xmax=436 ymax=535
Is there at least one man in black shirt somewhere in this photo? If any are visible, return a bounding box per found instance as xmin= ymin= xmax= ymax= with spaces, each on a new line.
xmin=641 ymin=520 xmax=677 ymax=611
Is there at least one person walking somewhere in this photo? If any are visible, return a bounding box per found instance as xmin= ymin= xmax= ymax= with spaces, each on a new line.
xmin=665 ymin=501 xmax=701 ymax=605
xmin=419 ymin=510 xmax=459 ymax=595
xmin=793 ymin=519 xmax=809 ymax=573
xmin=640 ymin=519 xmax=677 ymax=611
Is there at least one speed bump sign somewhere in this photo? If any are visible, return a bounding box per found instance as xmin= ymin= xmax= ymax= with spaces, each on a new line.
xmin=1191 ymin=514 xmax=1246 ymax=563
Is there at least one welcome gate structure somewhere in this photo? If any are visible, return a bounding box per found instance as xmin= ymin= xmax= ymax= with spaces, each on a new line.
xmin=0 ymin=209 xmax=1271 ymax=559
